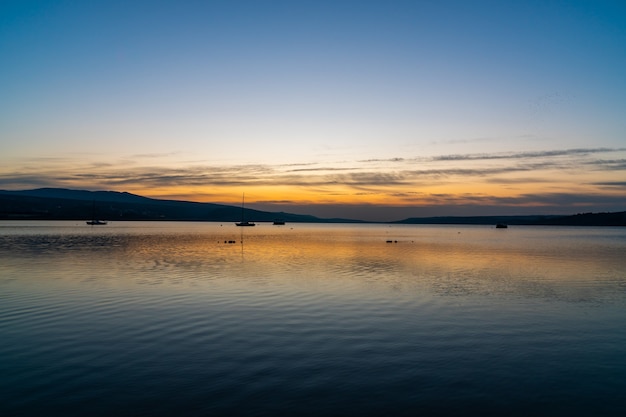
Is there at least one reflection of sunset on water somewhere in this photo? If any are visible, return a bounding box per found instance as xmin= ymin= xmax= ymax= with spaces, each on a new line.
xmin=3 ymin=222 xmax=621 ymax=304
xmin=2 ymin=221 xmax=626 ymax=416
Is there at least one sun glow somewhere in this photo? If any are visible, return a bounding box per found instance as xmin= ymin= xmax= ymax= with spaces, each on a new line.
xmin=1 ymin=1 xmax=625 ymax=219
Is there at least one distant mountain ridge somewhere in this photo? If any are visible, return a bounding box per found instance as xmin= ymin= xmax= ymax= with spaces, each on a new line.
xmin=0 ymin=188 xmax=624 ymax=225
xmin=0 ymin=188 xmax=349 ymax=223
xmin=5 ymin=188 xmax=162 ymax=204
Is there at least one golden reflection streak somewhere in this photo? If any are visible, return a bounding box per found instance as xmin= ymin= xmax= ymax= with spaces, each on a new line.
xmin=113 ymin=227 xmax=623 ymax=292
xmin=6 ymin=224 xmax=622 ymax=301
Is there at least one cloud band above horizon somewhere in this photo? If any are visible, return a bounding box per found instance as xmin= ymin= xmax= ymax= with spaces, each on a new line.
xmin=1 ymin=147 xmax=624 ymax=221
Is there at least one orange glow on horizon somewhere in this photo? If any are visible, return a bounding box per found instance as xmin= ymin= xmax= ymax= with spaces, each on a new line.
xmin=4 ymin=147 xmax=622 ymax=215
xmin=132 ymin=177 xmax=603 ymax=209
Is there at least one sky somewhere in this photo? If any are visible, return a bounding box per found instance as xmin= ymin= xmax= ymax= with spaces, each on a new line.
xmin=1 ymin=0 xmax=625 ymax=221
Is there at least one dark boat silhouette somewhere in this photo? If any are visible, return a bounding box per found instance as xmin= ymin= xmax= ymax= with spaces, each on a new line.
xmin=235 ymin=193 xmax=255 ymax=227
xmin=86 ymin=201 xmax=107 ymax=225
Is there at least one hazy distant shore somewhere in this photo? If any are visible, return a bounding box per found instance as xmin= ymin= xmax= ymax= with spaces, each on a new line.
xmin=1 ymin=189 xmax=624 ymax=226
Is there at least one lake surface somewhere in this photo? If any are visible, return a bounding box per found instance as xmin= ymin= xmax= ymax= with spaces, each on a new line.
xmin=1 ymin=221 xmax=625 ymax=416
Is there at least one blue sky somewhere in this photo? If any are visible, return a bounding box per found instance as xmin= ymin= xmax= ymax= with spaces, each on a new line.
xmin=1 ymin=0 xmax=625 ymax=220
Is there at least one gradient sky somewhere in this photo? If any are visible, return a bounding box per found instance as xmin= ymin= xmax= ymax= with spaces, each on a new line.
xmin=1 ymin=0 xmax=625 ymax=221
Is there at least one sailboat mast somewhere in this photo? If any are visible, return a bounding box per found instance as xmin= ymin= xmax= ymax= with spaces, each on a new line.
xmin=235 ymin=193 xmax=255 ymax=226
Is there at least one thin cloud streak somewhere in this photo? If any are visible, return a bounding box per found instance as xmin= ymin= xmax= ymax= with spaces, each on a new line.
xmin=1 ymin=147 xmax=625 ymax=219
xmin=2 ymin=148 xmax=625 ymax=189
xmin=591 ymin=181 xmax=626 ymax=188
xmin=4 ymin=149 xmax=625 ymax=181
xmin=433 ymin=148 xmax=623 ymax=161
xmin=130 ymin=152 xmax=183 ymax=159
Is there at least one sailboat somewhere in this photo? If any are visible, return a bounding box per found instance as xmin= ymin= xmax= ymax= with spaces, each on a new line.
xmin=235 ymin=193 xmax=255 ymax=226
xmin=86 ymin=200 xmax=107 ymax=225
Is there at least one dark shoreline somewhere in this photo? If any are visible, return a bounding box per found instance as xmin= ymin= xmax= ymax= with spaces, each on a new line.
xmin=1 ymin=188 xmax=624 ymax=226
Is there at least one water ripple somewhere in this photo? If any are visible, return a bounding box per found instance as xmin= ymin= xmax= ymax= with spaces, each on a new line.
xmin=1 ymin=223 xmax=626 ymax=416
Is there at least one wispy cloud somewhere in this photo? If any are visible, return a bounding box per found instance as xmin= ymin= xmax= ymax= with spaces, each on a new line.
xmin=358 ymin=157 xmax=406 ymax=163
xmin=287 ymin=166 xmax=357 ymax=173
xmin=1 ymin=147 xmax=625 ymax=215
xmin=129 ymin=151 xmax=182 ymax=159
xmin=591 ymin=181 xmax=626 ymax=188
xmin=432 ymin=148 xmax=622 ymax=161
xmin=590 ymin=159 xmax=626 ymax=171
xmin=330 ymin=172 xmax=411 ymax=186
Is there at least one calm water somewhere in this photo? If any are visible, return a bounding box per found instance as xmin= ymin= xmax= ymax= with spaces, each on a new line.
xmin=1 ymin=221 xmax=625 ymax=416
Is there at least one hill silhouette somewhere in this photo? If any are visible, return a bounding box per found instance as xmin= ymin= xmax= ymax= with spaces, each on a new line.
xmin=0 ymin=188 xmax=624 ymax=225
xmin=0 ymin=188 xmax=355 ymax=223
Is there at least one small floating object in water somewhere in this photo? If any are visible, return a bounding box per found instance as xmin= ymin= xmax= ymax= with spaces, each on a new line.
xmin=386 ymin=240 xmax=393 ymax=243
xmin=496 ymin=223 xmax=508 ymax=228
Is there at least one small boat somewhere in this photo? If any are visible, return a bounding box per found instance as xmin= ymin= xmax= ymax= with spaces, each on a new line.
xmin=236 ymin=221 xmax=255 ymax=227
xmin=86 ymin=201 xmax=107 ymax=225
xmin=235 ymin=193 xmax=255 ymax=227
xmin=273 ymin=219 xmax=286 ymax=225
xmin=495 ymin=223 xmax=508 ymax=228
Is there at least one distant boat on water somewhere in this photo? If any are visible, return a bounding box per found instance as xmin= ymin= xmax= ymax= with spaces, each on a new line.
xmin=236 ymin=221 xmax=255 ymax=227
xmin=235 ymin=193 xmax=255 ymax=227
xmin=273 ymin=219 xmax=286 ymax=225
xmin=495 ymin=223 xmax=508 ymax=228
xmin=86 ymin=201 xmax=107 ymax=225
